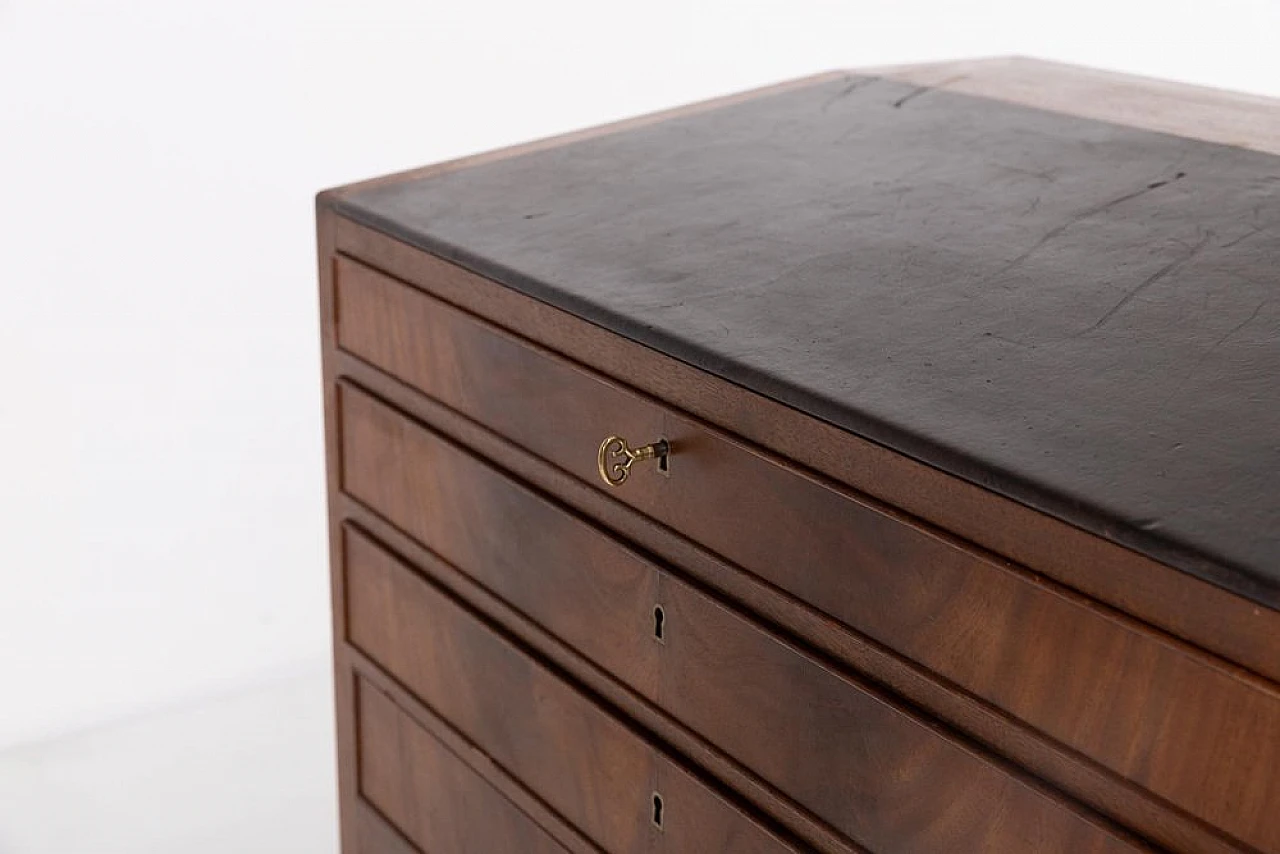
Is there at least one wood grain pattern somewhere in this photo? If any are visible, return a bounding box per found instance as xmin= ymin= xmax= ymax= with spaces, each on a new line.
xmin=348 ymin=643 xmax=602 ymax=854
xmin=335 ymin=262 xmax=1280 ymax=852
xmin=331 ymin=215 xmax=1280 ymax=698
xmin=339 ymin=417 xmax=1148 ymax=854
xmin=354 ymin=800 xmax=421 ymax=854
xmin=336 ymin=376 xmax=660 ymax=692
xmin=357 ymin=678 xmax=572 ymax=854
xmin=332 ymin=392 xmax=1241 ymax=854
xmin=344 ymin=525 xmax=797 ymax=854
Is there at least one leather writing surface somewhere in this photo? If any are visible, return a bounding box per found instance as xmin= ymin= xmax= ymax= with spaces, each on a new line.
xmin=335 ymin=75 xmax=1280 ymax=606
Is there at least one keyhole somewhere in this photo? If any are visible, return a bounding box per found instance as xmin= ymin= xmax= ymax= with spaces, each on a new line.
xmin=652 ymin=605 xmax=665 ymax=642
xmin=651 ymin=792 xmax=664 ymax=829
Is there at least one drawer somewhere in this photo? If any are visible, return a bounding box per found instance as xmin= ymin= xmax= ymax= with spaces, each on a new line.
xmin=345 ymin=524 xmax=797 ymax=854
xmin=358 ymin=679 xmax=570 ymax=854
xmin=354 ymin=802 xmax=417 ymax=854
xmin=340 ymin=468 xmax=1143 ymax=854
xmin=336 ymin=259 xmax=1280 ymax=853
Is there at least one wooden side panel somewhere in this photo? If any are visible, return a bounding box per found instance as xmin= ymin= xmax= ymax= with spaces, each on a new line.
xmin=335 ymin=264 xmax=1280 ymax=853
xmin=357 ymin=678 xmax=570 ymax=854
xmin=344 ymin=525 xmax=795 ymax=854
xmin=316 ymin=205 xmax=363 ymax=854
xmin=343 ymin=508 xmax=1144 ymax=854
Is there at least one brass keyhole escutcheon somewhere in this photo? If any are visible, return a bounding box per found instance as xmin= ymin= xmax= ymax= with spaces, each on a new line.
xmin=597 ymin=435 xmax=669 ymax=487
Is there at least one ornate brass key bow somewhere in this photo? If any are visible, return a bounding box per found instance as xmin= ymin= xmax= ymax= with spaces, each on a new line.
xmin=597 ymin=435 xmax=670 ymax=487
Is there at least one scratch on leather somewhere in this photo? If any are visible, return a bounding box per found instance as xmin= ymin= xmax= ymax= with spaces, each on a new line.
xmin=891 ymin=75 xmax=968 ymax=109
xmin=1157 ymin=296 xmax=1269 ymax=408
xmin=979 ymin=171 xmax=1189 ymax=286
xmin=1077 ymin=229 xmax=1214 ymax=336
xmin=820 ymin=76 xmax=879 ymax=113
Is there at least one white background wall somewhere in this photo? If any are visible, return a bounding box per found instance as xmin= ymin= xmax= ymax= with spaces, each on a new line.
xmin=2 ymin=0 xmax=1279 ymax=750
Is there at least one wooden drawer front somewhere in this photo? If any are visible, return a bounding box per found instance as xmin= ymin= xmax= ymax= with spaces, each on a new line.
xmin=354 ymin=803 xmax=418 ymax=854
xmin=340 ymin=445 xmax=1142 ymax=854
xmin=345 ymin=525 xmax=795 ymax=854
xmin=336 ymin=258 xmax=1280 ymax=852
xmin=358 ymin=679 xmax=568 ymax=853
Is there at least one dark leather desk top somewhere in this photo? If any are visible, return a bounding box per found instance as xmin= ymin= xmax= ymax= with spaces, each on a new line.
xmin=335 ymin=75 xmax=1280 ymax=608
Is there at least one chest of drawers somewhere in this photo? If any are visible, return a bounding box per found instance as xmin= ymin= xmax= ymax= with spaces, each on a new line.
xmin=318 ymin=58 xmax=1280 ymax=853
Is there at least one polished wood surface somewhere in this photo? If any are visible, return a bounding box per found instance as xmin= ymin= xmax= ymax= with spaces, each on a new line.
xmin=354 ymin=801 xmax=421 ymax=854
xmin=320 ymin=59 xmax=1280 ymax=854
xmin=357 ymin=679 xmax=571 ymax=854
xmin=334 ymin=420 xmax=1239 ymax=854
xmin=351 ymin=645 xmax=602 ymax=854
xmin=336 ymin=259 xmax=1280 ymax=852
xmin=337 ymin=379 xmax=660 ymax=687
xmin=340 ymin=396 xmax=1146 ymax=853
xmin=345 ymin=526 xmax=798 ymax=854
